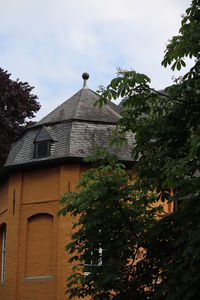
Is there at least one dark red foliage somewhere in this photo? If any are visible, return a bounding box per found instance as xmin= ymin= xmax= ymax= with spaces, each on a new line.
xmin=0 ymin=68 xmax=40 ymax=168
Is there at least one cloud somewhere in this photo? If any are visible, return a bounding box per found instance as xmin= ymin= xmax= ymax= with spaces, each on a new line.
xmin=0 ymin=0 xmax=191 ymax=120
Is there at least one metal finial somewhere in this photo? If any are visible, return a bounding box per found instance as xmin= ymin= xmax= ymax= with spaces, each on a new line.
xmin=82 ymin=72 xmax=89 ymax=88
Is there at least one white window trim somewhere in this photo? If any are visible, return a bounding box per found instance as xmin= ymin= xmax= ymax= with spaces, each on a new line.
xmin=84 ymin=229 xmax=105 ymax=276
xmin=84 ymin=247 xmax=103 ymax=276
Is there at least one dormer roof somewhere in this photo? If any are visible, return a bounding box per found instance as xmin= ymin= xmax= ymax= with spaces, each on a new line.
xmin=34 ymin=126 xmax=54 ymax=142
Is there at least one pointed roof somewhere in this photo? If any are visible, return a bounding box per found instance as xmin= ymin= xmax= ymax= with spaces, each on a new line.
xmin=34 ymin=88 xmax=121 ymax=127
xmin=34 ymin=126 xmax=54 ymax=142
xmin=3 ymin=73 xmax=134 ymax=171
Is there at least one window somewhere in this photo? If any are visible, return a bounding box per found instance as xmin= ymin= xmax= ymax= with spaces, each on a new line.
xmin=34 ymin=141 xmax=51 ymax=158
xmin=84 ymin=230 xmax=104 ymax=275
xmin=0 ymin=224 xmax=6 ymax=282
xmin=84 ymin=245 xmax=103 ymax=275
xmin=34 ymin=126 xmax=53 ymax=159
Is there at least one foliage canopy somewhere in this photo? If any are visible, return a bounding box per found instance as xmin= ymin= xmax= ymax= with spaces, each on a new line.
xmin=59 ymin=1 xmax=200 ymax=299
xmin=0 ymin=68 xmax=40 ymax=168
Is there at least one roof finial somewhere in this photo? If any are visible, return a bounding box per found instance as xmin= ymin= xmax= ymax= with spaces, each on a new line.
xmin=82 ymin=72 xmax=89 ymax=88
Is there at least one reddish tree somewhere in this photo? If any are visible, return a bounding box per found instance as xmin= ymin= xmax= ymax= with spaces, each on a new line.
xmin=0 ymin=68 xmax=40 ymax=168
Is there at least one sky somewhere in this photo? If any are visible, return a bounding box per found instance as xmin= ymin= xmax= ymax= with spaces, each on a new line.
xmin=0 ymin=0 xmax=191 ymax=121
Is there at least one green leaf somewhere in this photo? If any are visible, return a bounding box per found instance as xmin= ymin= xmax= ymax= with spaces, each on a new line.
xmin=177 ymin=61 xmax=181 ymax=71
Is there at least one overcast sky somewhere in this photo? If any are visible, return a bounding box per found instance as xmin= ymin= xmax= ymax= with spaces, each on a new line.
xmin=0 ymin=0 xmax=191 ymax=120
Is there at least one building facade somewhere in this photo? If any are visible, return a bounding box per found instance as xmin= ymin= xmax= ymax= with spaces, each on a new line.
xmin=0 ymin=74 xmax=134 ymax=300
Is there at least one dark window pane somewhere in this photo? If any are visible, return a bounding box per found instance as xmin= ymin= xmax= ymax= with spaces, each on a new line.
xmin=35 ymin=141 xmax=50 ymax=158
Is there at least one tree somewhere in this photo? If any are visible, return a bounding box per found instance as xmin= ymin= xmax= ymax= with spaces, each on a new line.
xmin=59 ymin=150 xmax=163 ymax=299
xmin=59 ymin=1 xmax=200 ymax=299
xmin=0 ymin=68 xmax=40 ymax=168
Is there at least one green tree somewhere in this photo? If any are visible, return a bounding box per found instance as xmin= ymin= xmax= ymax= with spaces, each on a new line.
xmin=0 ymin=68 xmax=40 ymax=168
xmin=59 ymin=150 xmax=163 ymax=299
xmin=59 ymin=1 xmax=200 ymax=299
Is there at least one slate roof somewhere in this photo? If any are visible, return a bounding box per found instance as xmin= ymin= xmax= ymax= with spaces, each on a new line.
xmin=34 ymin=88 xmax=121 ymax=126
xmin=4 ymin=81 xmax=134 ymax=170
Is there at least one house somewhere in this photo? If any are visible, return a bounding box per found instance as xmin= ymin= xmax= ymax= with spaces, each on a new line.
xmin=0 ymin=73 xmax=134 ymax=300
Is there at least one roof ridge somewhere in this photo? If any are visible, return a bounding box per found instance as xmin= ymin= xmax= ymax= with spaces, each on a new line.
xmin=35 ymin=89 xmax=83 ymax=126
xmin=74 ymin=88 xmax=85 ymax=119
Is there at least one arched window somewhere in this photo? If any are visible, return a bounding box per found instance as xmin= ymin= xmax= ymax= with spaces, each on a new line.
xmin=0 ymin=223 xmax=6 ymax=282
xmin=26 ymin=214 xmax=53 ymax=278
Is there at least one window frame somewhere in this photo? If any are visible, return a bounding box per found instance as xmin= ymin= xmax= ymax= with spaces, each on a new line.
xmin=84 ymin=230 xmax=104 ymax=276
xmin=1 ymin=225 xmax=6 ymax=283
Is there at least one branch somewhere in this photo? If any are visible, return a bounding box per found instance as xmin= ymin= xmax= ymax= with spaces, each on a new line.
xmin=150 ymin=88 xmax=184 ymax=104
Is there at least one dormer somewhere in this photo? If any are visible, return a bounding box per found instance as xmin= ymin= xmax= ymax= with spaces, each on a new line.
xmin=34 ymin=126 xmax=53 ymax=159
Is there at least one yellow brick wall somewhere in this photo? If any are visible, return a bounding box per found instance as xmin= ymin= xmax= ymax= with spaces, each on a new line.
xmin=0 ymin=163 xmax=85 ymax=300
xmin=0 ymin=163 xmax=172 ymax=300
xmin=0 ymin=179 xmax=8 ymax=214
